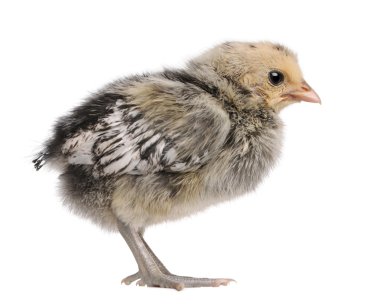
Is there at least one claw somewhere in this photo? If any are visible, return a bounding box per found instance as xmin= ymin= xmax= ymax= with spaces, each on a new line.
xmin=212 ymin=278 xmax=236 ymax=287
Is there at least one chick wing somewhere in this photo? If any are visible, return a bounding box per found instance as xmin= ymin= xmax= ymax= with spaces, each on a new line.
xmin=50 ymin=78 xmax=231 ymax=177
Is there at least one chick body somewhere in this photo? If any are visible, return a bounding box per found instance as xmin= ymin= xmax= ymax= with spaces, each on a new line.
xmin=41 ymin=62 xmax=282 ymax=229
xmin=34 ymin=42 xmax=319 ymax=289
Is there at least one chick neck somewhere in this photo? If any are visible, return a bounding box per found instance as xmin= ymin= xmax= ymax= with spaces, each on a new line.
xmin=185 ymin=60 xmax=266 ymax=111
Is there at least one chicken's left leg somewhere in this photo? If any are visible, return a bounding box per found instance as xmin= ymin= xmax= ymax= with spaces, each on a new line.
xmin=117 ymin=219 xmax=234 ymax=290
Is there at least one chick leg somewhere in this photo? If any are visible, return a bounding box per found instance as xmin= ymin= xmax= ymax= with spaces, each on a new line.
xmin=117 ymin=219 xmax=234 ymax=290
xmin=117 ymin=219 xmax=185 ymax=290
xmin=141 ymin=233 xmax=234 ymax=287
xmin=120 ymin=231 xmax=170 ymax=285
xmin=139 ymin=233 xmax=170 ymax=273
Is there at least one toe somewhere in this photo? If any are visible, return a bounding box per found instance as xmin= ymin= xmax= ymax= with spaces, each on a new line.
xmin=174 ymin=283 xmax=185 ymax=291
xmin=149 ymin=277 xmax=184 ymax=290
xmin=121 ymin=272 xmax=140 ymax=285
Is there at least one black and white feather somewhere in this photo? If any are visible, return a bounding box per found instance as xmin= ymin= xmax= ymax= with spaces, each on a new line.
xmin=60 ymin=94 xmax=228 ymax=177
xmin=36 ymin=74 xmax=231 ymax=179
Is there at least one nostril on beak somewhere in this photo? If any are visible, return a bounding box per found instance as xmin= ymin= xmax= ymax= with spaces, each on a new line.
xmin=291 ymin=81 xmax=321 ymax=103
xmin=300 ymin=82 xmax=311 ymax=92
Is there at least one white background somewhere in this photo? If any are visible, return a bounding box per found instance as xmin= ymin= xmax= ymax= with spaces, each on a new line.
xmin=1 ymin=1 xmax=379 ymax=305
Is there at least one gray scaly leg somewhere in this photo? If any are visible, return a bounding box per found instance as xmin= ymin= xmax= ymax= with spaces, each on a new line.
xmin=117 ymin=219 xmax=234 ymax=290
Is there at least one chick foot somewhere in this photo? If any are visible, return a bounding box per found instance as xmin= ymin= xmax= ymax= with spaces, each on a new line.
xmin=151 ymin=274 xmax=235 ymax=288
xmin=117 ymin=219 xmax=234 ymax=290
xmin=121 ymin=271 xmax=234 ymax=289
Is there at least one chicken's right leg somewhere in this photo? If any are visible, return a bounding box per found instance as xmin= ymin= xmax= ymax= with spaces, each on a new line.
xmin=117 ymin=219 xmax=184 ymax=290
xmin=120 ymin=230 xmax=170 ymax=285
xmin=117 ymin=219 xmax=234 ymax=290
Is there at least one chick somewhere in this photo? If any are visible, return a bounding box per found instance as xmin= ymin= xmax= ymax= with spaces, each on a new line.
xmin=33 ymin=41 xmax=320 ymax=290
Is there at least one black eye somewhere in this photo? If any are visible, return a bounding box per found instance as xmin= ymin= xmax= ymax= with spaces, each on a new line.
xmin=268 ymin=70 xmax=284 ymax=86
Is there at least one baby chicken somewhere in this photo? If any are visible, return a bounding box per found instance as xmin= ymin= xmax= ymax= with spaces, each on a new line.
xmin=33 ymin=41 xmax=320 ymax=290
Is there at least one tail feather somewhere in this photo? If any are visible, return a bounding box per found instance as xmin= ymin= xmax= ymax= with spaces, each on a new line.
xmin=33 ymin=152 xmax=47 ymax=171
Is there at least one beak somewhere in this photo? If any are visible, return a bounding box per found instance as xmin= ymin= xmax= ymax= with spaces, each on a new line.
xmin=285 ymin=81 xmax=321 ymax=104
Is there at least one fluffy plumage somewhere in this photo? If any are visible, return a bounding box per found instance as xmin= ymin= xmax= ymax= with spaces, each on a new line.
xmin=34 ymin=41 xmax=320 ymax=289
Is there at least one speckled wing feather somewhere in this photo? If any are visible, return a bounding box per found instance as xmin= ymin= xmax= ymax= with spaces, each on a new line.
xmin=60 ymin=84 xmax=231 ymax=177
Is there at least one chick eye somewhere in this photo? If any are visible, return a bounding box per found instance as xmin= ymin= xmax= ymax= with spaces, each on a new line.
xmin=268 ymin=70 xmax=284 ymax=86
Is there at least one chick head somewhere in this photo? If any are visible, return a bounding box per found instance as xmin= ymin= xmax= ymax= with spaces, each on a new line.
xmin=198 ymin=41 xmax=320 ymax=112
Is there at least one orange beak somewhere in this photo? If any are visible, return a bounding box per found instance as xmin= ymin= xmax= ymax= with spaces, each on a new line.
xmin=284 ymin=81 xmax=321 ymax=103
